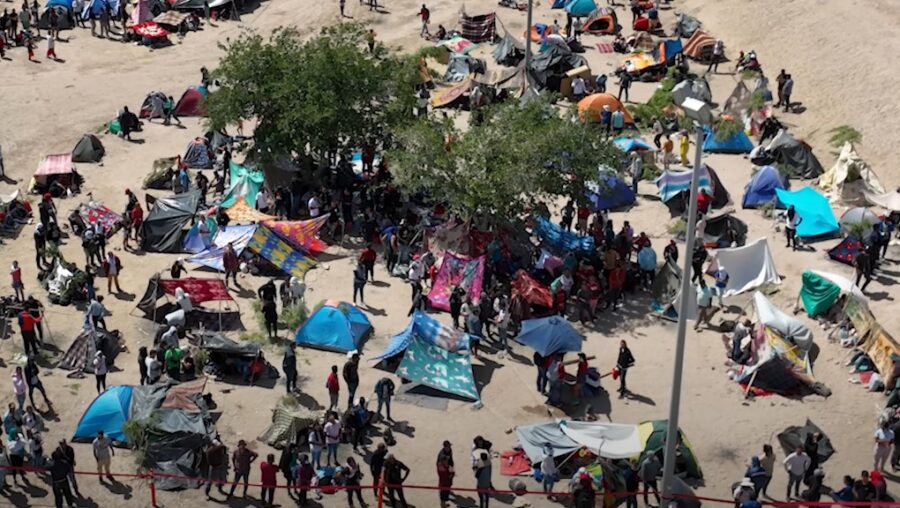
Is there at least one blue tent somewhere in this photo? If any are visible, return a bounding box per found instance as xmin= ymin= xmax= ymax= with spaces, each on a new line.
xmin=516 ymin=316 xmax=583 ymax=357
xmin=775 ymin=187 xmax=840 ymax=238
xmin=376 ymin=310 xmax=471 ymax=360
xmin=47 ymin=0 xmax=74 ymax=8
xmin=564 ymin=0 xmax=596 ymax=16
xmin=586 ymin=171 xmax=636 ymax=210
xmin=742 ymin=166 xmax=788 ymax=208
xmin=702 ymin=126 xmax=754 ymax=154
xmin=73 ymin=385 xmax=133 ymax=444
xmin=295 ymin=301 xmax=373 ymax=352
xmin=551 ymin=0 xmax=566 ymax=8
xmin=613 ymin=137 xmax=654 ymax=153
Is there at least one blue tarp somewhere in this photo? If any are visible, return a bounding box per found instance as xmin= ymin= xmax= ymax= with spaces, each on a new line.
xmin=48 ymin=0 xmax=74 ymax=8
xmin=82 ymin=0 xmax=120 ymax=20
xmin=702 ymin=126 xmax=754 ymax=154
xmin=182 ymin=216 xmax=219 ymax=254
xmin=656 ymin=39 xmax=683 ymax=63
xmin=565 ymin=0 xmax=596 ymax=16
xmin=295 ymin=302 xmax=373 ymax=353
xmin=534 ymin=216 xmax=595 ymax=253
xmin=396 ymin=333 xmax=480 ymax=401
xmin=586 ymin=172 xmax=635 ymax=210
xmin=73 ymin=385 xmax=133 ymax=444
xmin=775 ymin=187 xmax=840 ymax=238
xmin=551 ymin=0 xmax=566 ymax=7
xmin=186 ymin=224 xmax=257 ymax=271
xmin=376 ymin=310 xmax=470 ymax=360
xmin=613 ymin=137 xmax=654 ymax=153
xmin=742 ymin=166 xmax=787 ymax=208
xmin=516 ymin=316 xmax=583 ymax=356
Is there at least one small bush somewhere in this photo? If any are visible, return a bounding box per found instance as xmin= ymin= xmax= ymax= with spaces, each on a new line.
xmin=667 ymin=218 xmax=687 ymax=236
xmin=714 ymin=117 xmax=743 ymax=141
xmin=827 ymin=125 xmax=862 ymax=148
xmin=748 ymin=90 xmax=766 ymax=112
xmin=280 ymin=302 xmax=310 ymax=332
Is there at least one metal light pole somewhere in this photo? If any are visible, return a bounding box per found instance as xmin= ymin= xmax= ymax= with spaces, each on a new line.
xmin=659 ymin=97 xmax=711 ymax=507
xmin=524 ymin=0 xmax=534 ymax=90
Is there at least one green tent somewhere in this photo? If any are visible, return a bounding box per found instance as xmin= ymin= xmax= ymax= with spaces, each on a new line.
xmin=72 ymin=134 xmax=105 ymax=163
xmin=639 ymin=420 xmax=703 ymax=480
xmin=799 ymin=271 xmax=842 ymax=317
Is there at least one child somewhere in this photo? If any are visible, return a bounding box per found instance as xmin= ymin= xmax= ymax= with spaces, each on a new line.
xmin=26 ymin=36 xmax=34 ymax=61
xmin=679 ymin=130 xmax=691 ymax=166
xmin=46 ymin=36 xmax=56 ymax=60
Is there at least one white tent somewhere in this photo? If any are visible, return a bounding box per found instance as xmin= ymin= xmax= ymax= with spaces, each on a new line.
xmin=865 ymin=190 xmax=900 ymax=212
xmin=752 ymin=291 xmax=813 ymax=351
xmin=706 ymin=238 xmax=781 ymax=297
xmin=819 ymin=143 xmax=884 ymax=205
xmin=558 ymin=421 xmax=642 ymax=459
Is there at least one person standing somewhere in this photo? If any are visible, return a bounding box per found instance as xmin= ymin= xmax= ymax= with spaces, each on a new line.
xmin=50 ymin=449 xmax=76 ymax=508
xmin=11 ymin=368 xmax=27 ymax=413
xmin=679 ymin=130 xmax=691 ymax=166
xmin=694 ymin=278 xmax=714 ymax=332
xmin=227 ymin=440 xmax=258 ymax=498
xmin=93 ymin=431 xmax=114 ymax=481
xmin=259 ymin=453 xmax=279 ymax=507
xmin=10 ymin=261 xmax=24 ymax=301
xmin=352 ymin=261 xmax=367 ymax=305
xmin=708 ymin=39 xmax=724 ymax=73
xmin=630 ymin=151 xmax=643 ymax=194
xmin=855 ymin=249 xmax=873 ymax=292
xmin=138 ymin=347 xmax=149 ymax=386
xmin=780 ymin=74 xmax=794 ymax=113
xmin=204 ymin=438 xmax=228 ymax=499
xmin=449 ymin=286 xmax=464 ymax=328
xmin=326 ymin=365 xmax=340 ymax=411
xmin=104 ymin=251 xmax=122 ymax=293
xmin=296 ymin=454 xmax=314 ymax=505
xmin=639 ymin=451 xmax=661 ymax=506
xmin=57 ymin=439 xmax=80 ymax=497
xmin=759 ymin=444 xmax=775 ymax=499
xmin=223 ymin=242 xmax=240 ymax=287
xmin=785 ymin=205 xmax=802 ymax=250
xmin=370 ymin=442 xmax=388 ymax=494
xmin=24 ymin=357 xmax=51 ymax=410
xmin=33 ymin=224 xmax=47 ymax=270
xmin=17 ymin=308 xmax=42 ymax=357
xmin=437 ymin=454 xmax=454 ymax=508
xmin=875 ymin=421 xmax=894 ymax=471
xmin=475 ymin=451 xmax=492 ymax=508
xmin=611 ymin=108 xmax=625 ymax=136
xmin=418 ymin=4 xmax=430 ymax=38
xmin=616 ymin=340 xmax=635 ymax=398
xmin=92 ymin=351 xmax=108 ymax=393
xmin=343 ymin=352 xmax=360 ymax=409
xmin=617 ymin=72 xmax=632 ymax=103
xmin=308 ymin=422 xmax=325 ymax=470
xmin=366 ymin=28 xmax=376 ymax=52
xmin=324 ymin=412 xmax=342 ymax=466
xmin=262 ymin=298 xmax=277 ymax=339
xmin=622 ymin=461 xmax=639 ymax=508
xmin=360 ymin=244 xmax=377 ymax=282
xmin=782 ymin=446 xmax=810 ymax=499
xmin=375 ymin=376 xmax=395 ymax=421
xmin=46 ymin=35 xmax=57 ymax=60
xmin=283 ymin=343 xmax=297 ymax=394
xmin=146 ymin=350 xmax=162 ymax=384
xmin=384 ymin=454 xmax=411 ymax=508
xmin=345 ymin=456 xmax=365 ymax=507
xmin=540 ymin=444 xmax=558 ymax=500
xmin=713 ymin=265 xmax=729 ymax=308
xmin=661 ymin=134 xmax=673 ymax=171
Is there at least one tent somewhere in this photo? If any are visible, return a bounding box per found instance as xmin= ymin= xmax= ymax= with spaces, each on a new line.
xmin=143 ymin=157 xmax=180 ymax=189
xmin=247 ymin=225 xmax=317 ymax=279
xmin=705 ymin=238 xmax=781 ymax=297
xmin=376 ymin=310 xmax=470 ymax=360
xmin=742 ymin=165 xmax=787 ymax=208
xmin=516 ymin=316 xmax=583 ymax=356
xmin=671 ymin=77 xmax=712 ymax=105
xmin=753 ymin=291 xmax=813 ymax=351
xmin=839 ymin=207 xmax=881 ymax=237
xmin=827 ymin=236 xmax=863 ymax=266
xmin=578 ymin=94 xmax=633 ymax=124
xmin=819 ymin=143 xmax=885 ymax=205
xmin=516 ymin=421 xmax=643 ymax=462
xmin=511 ymin=270 xmax=553 ymax=308
xmin=674 ymin=12 xmax=701 ymax=38
xmin=142 ymin=189 xmax=200 ymax=252
xmin=700 ymin=213 xmax=747 ymax=248
xmin=734 ymin=323 xmax=823 ymax=397
xmin=220 ymin=161 xmax=265 ymax=208
xmin=258 ymin=403 xmax=318 ymax=449
xmin=534 ymin=216 xmax=595 ymax=253
xmin=654 ymin=166 xmax=712 ymax=204
xmin=460 ymin=11 xmax=496 ymax=43
xmin=586 ymin=168 xmax=636 ymax=210
xmin=183 ymin=138 xmax=212 ymax=169
xmin=427 ymin=252 xmax=486 ymax=311
xmin=651 ymin=260 xmax=698 ymax=321
xmin=582 ymin=7 xmax=618 ymax=34
xmin=182 ymin=215 xmax=219 ymax=253
xmin=777 ymin=420 xmax=835 ymax=464
xmin=654 ymin=39 xmax=683 ymax=65
xmin=683 ymin=30 xmax=715 ymax=61
xmin=612 ymin=137 xmax=652 ymax=152
xmin=528 ymin=44 xmax=586 ymax=90
xmin=638 ymin=420 xmax=703 ymax=480
xmin=59 ymin=329 xmax=123 ymax=374
xmin=295 ymin=301 xmax=373 ymax=353
xmin=765 ymin=130 xmax=824 ymax=179
xmin=185 ymin=224 xmax=255 ymax=271
xmin=395 ymin=329 xmax=479 ymax=400
xmin=72 ymin=134 xmax=105 ymax=163
xmin=775 ymin=187 xmax=839 ymax=238
xmin=865 ymin=190 xmax=900 ymax=212
xmin=798 ymin=270 xmax=867 ymax=317
xmin=662 ymin=165 xmax=729 ymax=216
xmin=492 ymin=33 xmax=525 ymax=66
xmin=174 ymin=87 xmax=208 ymax=117
xmin=224 ymin=198 xmax=275 ymax=224
xmin=702 ymin=126 xmax=753 ymax=154
xmin=73 ymin=385 xmax=133 ymax=443
xmin=516 ymin=422 xmax=581 ymax=462
xmin=140 ymin=91 xmax=168 ymax=119
xmin=31 ymin=154 xmax=78 ymax=192
xmin=262 ymin=217 xmax=329 ymax=255
xmin=564 ymin=0 xmax=596 ymax=16
xmin=722 ymin=81 xmax=752 ymax=119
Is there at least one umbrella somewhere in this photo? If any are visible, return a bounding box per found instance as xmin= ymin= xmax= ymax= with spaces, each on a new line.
xmin=515 ymin=316 xmax=583 ymax=357
xmin=613 ymin=137 xmax=654 ymax=152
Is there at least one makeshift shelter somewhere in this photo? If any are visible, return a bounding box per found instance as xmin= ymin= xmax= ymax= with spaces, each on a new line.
xmin=154 ymin=10 xmax=190 ymax=27
xmin=142 ymin=189 xmax=200 ymax=252
xmin=258 ymin=403 xmax=318 ymax=449
xmin=865 ymin=190 xmax=900 ymax=212
xmin=198 ymin=333 xmax=278 ymax=383
xmin=661 ymin=165 xmax=728 ymax=216
xmin=59 ymin=329 xmax=123 ymax=374
xmin=612 ymin=137 xmax=652 ymax=152
xmin=31 ymin=154 xmax=76 ymax=192
xmin=221 ymin=161 xmax=266 ymax=207
xmin=839 ymin=207 xmax=881 ymax=237
xmin=262 ymin=217 xmax=329 ymax=255
xmin=819 ymin=143 xmax=885 ymax=205
xmin=702 ymin=126 xmax=754 ymax=154
xmin=775 ymin=187 xmax=840 ymax=238
xmin=182 ymin=214 xmax=219 ymax=253
xmin=582 ymin=7 xmax=618 ymax=34
xmin=130 ymin=0 xmax=153 ymax=23
xmin=185 ymin=224 xmax=255 ymax=271
xmin=742 ymin=165 xmax=787 ymax=208
xmin=651 ymin=261 xmax=698 ymax=321
xmin=134 ymin=275 xmax=237 ymax=330
xmin=492 ymin=33 xmax=525 ymax=66
xmin=460 ymin=11 xmax=496 ymax=42
xmin=674 ymin=12 xmax=701 ymax=38
xmin=377 ymin=310 xmax=470 ymax=359
xmin=764 ymin=130 xmax=824 ymax=179
xmin=844 ymin=294 xmax=899 ymax=378
xmin=654 ymin=166 xmax=712 ymax=207
xmin=798 ymin=270 xmax=867 ymax=318
xmin=586 ymin=168 xmax=636 ymax=210
xmin=516 ymin=421 xmax=643 ymax=462
xmin=174 ymin=86 xmax=207 ymax=116
xmin=638 ymin=420 xmax=703 ymax=480
xmin=564 ymin=0 xmax=596 ymax=16
xmin=577 ymin=94 xmax=633 ymax=124
xmin=671 ymin=77 xmax=712 ymax=105
xmin=528 ymin=44 xmax=586 ymax=90
xmin=534 ymin=216 xmax=595 ymax=253
xmin=295 ymin=301 xmax=372 ymax=353
xmin=700 ymin=213 xmax=747 ymax=248
xmin=438 ymin=35 xmax=479 ymax=55
xmin=735 ymin=321 xmax=822 ymax=397
xmin=73 ymin=385 xmax=133 ymax=443
xmin=752 ymin=292 xmax=813 ymax=351
xmin=140 ymin=91 xmax=168 ymax=119
xmin=777 ymin=420 xmax=835 ymax=464
xmin=183 ymin=138 xmax=212 ymax=169
xmin=705 ymin=238 xmax=781 ymax=296
xmin=72 ymin=134 xmax=105 ymax=163
xmin=722 ymin=81 xmax=751 ymax=119
xmin=516 ymin=316 xmax=583 ymax=356
xmin=247 ymin=224 xmax=317 ymax=279
xmin=828 ymin=236 xmax=863 ymax=266
xmin=430 ymin=79 xmax=472 ymax=108
xmin=511 ymin=270 xmax=553 ymax=308
xmin=427 ymin=252 xmax=486 ymax=311
xmin=224 ymin=198 xmax=275 ymax=224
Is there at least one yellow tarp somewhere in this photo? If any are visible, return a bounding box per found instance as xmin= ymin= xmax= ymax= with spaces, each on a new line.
xmin=225 ymin=197 xmax=276 ymax=224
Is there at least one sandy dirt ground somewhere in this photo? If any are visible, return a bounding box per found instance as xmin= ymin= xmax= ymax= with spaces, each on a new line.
xmin=0 ymin=0 xmax=898 ymax=506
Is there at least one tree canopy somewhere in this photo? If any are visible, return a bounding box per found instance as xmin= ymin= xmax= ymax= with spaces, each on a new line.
xmin=207 ymin=23 xmax=420 ymax=161
xmin=388 ymin=96 xmax=620 ymax=222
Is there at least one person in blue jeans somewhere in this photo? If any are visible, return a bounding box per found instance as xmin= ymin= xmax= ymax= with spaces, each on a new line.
xmin=308 ymin=422 xmax=325 ymax=469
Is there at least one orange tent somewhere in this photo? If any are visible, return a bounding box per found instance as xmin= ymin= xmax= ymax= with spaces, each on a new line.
xmin=583 ymin=8 xmax=617 ymax=34
xmin=526 ymin=24 xmax=553 ymax=43
xmin=577 ymin=94 xmax=634 ymax=124
xmin=683 ymin=30 xmax=716 ymax=61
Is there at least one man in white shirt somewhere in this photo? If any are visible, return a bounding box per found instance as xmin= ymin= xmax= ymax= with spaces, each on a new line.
xmin=255 ymin=188 xmax=270 ymax=214
xmin=875 ymin=421 xmax=895 ymax=471
xmin=540 ymin=444 xmax=558 ymax=499
xmin=308 ymin=194 xmax=321 ymax=218
xmin=93 ymin=430 xmax=115 ymax=481
xmin=782 ymin=447 xmax=810 ymax=499
xmin=323 ymin=412 xmax=342 ymax=466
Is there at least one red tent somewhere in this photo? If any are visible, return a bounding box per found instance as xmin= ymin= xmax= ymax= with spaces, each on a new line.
xmin=173 ymin=87 xmax=207 ymax=117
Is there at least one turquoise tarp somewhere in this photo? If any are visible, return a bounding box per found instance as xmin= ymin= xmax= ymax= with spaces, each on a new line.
xmin=396 ymin=334 xmax=479 ymax=401
xmin=775 ymin=187 xmax=839 ymax=238
xmin=220 ymin=161 xmax=265 ymax=208
xmin=799 ymin=271 xmax=841 ymax=317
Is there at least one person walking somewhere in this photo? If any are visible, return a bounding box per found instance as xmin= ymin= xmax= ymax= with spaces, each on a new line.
xmin=92 ymin=351 xmax=108 ymax=393
xmin=262 ymin=298 xmax=277 ymax=339
xmin=46 ymin=35 xmax=57 ymax=60
xmin=17 ymin=308 xmax=42 ymax=358
xmin=204 ymin=438 xmax=228 ymax=499
xmin=50 ymin=449 xmax=76 ymax=508
xmin=616 ymin=340 xmax=635 ymax=398
xmin=418 ymin=4 xmax=430 ymax=38
xmin=10 ymin=261 xmax=24 ymax=301
xmin=375 ymin=376 xmax=395 ymax=421
xmin=283 ymin=342 xmax=297 ymax=394
xmin=875 ymin=421 xmax=894 ymax=471
xmin=343 ymin=352 xmax=360 ymax=409
xmin=326 ymin=365 xmax=340 ymax=411
xmin=345 ymin=456 xmax=365 ymax=507
xmin=694 ymin=278 xmax=714 ymax=332
xmin=227 ymin=440 xmax=258 ymax=499
xmin=384 ymin=454 xmax=411 ymax=508
xmin=24 ymin=357 xmax=51 ymax=410
xmin=352 ymin=261 xmax=367 ymax=305
xmin=855 ymin=249 xmax=873 ymax=292
xmin=324 ymin=412 xmax=342 ymax=466
xmin=259 ymin=453 xmax=279 ymax=507
xmin=782 ymin=446 xmax=810 ymax=499
xmin=639 ymin=451 xmax=661 ymax=506
xmin=370 ymin=442 xmax=388 ymax=494
xmin=93 ymin=431 xmax=114 ymax=481
xmin=475 ymin=451 xmax=492 ymax=508
xmin=707 ymin=39 xmax=724 ymax=73
xmin=11 ymin=368 xmax=27 ymax=414
xmin=104 ymin=251 xmax=122 ymax=294
xmin=617 ymin=72 xmax=632 ymax=103
xmin=691 ymin=244 xmax=707 ymax=283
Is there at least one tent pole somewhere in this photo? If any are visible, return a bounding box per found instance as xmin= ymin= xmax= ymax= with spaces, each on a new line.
xmin=660 ymin=125 xmax=704 ymax=507
xmin=524 ymin=0 xmax=533 ymax=91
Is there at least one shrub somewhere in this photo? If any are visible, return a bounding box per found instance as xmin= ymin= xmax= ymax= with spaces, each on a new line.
xmin=827 ymin=125 xmax=862 ymax=148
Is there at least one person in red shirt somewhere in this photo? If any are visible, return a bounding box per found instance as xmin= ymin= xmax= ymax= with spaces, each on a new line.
xmin=418 ymin=4 xmax=431 ymax=38
xmin=576 ymin=352 xmax=590 ymax=398
xmin=437 ymin=455 xmax=454 ymax=508
xmin=326 ymin=365 xmax=340 ymax=412
xmin=576 ymin=205 xmax=590 ymax=233
xmin=19 ymin=309 xmax=43 ymax=357
xmin=259 ymin=453 xmax=279 ymax=507
xmin=130 ymin=202 xmax=144 ymax=243
xmin=605 ymin=261 xmax=626 ymax=311
xmin=359 ymin=244 xmax=377 ymax=282
xmin=10 ymin=260 xmax=24 ymax=301
xmin=696 ymin=188 xmax=712 ymax=216
xmin=634 ymin=232 xmax=651 ymax=251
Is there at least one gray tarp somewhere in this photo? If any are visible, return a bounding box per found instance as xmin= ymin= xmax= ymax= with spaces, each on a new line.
xmin=674 ymin=13 xmax=701 ymax=38
xmin=753 ymin=291 xmax=813 ymax=351
xmin=444 ymin=55 xmax=486 ymax=82
xmin=130 ymin=384 xmax=170 ymax=422
xmin=147 ymin=432 xmax=208 ymax=490
xmin=156 ymin=408 xmax=210 ymax=436
xmin=528 ymin=45 xmax=586 ymax=89
xmin=493 ymin=33 xmax=524 ymax=66
xmin=142 ymin=189 xmax=200 ymax=252
xmin=200 ymin=333 xmax=261 ymax=357
xmin=515 ymin=422 xmax=581 ymax=462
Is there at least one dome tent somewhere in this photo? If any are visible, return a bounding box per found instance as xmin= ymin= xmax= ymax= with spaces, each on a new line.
xmin=72 ymin=134 xmax=105 ymax=163
xmin=295 ymin=300 xmax=373 ymax=353
xmin=742 ymin=165 xmax=788 ymax=209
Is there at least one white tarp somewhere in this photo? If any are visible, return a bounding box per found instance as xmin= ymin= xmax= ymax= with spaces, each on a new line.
xmin=819 ymin=143 xmax=884 ymax=205
xmin=558 ymin=421 xmax=642 ymax=459
xmin=809 ymin=270 xmax=868 ymax=307
xmin=752 ymin=291 xmax=813 ymax=351
xmin=865 ymin=190 xmax=900 ymax=212
xmin=706 ymin=238 xmax=781 ymax=296
xmin=515 ymin=422 xmax=580 ymax=462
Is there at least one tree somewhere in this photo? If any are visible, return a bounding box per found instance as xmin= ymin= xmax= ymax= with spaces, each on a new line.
xmin=388 ymin=96 xmax=620 ymax=222
xmin=207 ymin=23 xmax=420 ymax=161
